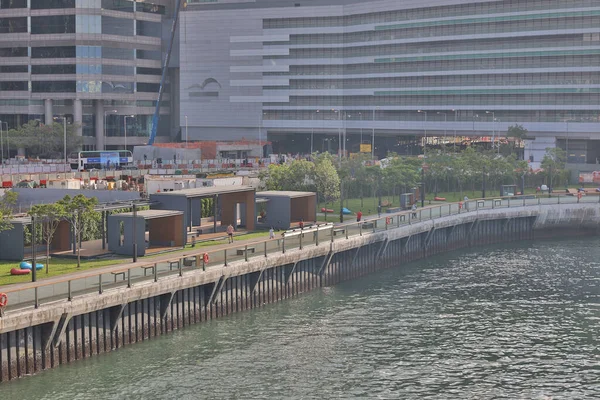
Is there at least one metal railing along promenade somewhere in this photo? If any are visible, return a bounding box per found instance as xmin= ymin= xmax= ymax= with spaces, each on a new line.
xmin=1 ymin=193 xmax=598 ymax=313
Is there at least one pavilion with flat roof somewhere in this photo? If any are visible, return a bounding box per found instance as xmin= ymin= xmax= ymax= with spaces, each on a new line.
xmin=150 ymin=185 xmax=256 ymax=241
xmin=107 ymin=209 xmax=184 ymax=257
xmin=255 ymin=191 xmax=317 ymax=230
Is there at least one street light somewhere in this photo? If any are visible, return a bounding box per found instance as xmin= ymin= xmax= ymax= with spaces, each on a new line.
xmin=124 ymin=115 xmax=135 ymax=151
xmin=311 ymin=110 xmax=319 ymax=154
xmin=437 ymin=112 xmax=447 ymax=152
xmin=185 ymin=115 xmax=188 ymax=149
xmin=53 ymin=116 xmax=68 ymax=164
xmin=565 ymin=119 xmax=576 ymax=164
xmin=486 ymin=111 xmax=496 ymax=150
xmin=418 ymin=110 xmax=428 ymax=155
xmin=372 ymin=106 xmax=379 ymax=160
xmin=452 ymin=109 xmax=458 ymax=153
xmin=0 ymin=120 xmax=4 ymax=164
xmin=104 ymin=109 xmax=117 ymax=151
xmin=0 ymin=121 xmax=8 ymax=162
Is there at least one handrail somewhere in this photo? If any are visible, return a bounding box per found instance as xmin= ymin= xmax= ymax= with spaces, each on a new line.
xmin=1 ymin=193 xmax=597 ymax=311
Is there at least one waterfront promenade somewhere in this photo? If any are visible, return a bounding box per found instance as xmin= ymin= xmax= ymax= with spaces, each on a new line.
xmin=1 ymin=195 xmax=597 ymax=313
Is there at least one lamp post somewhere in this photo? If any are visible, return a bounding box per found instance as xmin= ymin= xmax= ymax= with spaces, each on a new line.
xmin=53 ymin=116 xmax=67 ymax=164
xmin=0 ymin=120 xmax=4 ymax=164
xmin=124 ymin=115 xmax=135 ymax=151
xmin=565 ymin=119 xmax=574 ymax=164
xmin=104 ymin=109 xmax=117 ymax=151
xmin=358 ymin=112 xmax=363 ymax=146
xmin=486 ymin=111 xmax=496 ymax=150
xmin=452 ymin=109 xmax=458 ymax=153
xmin=418 ymin=110 xmax=428 ymax=155
xmin=184 ymin=115 xmax=188 ymax=149
xmin=372 ymin=106 xmax=379 ymax=160
xmin=1 ymin=121 xmax=8 ymax=161
xmin=437 ymin=112 xmax=447 ymax=153
xmin=311 ymin=110 xmax=319 ymax=154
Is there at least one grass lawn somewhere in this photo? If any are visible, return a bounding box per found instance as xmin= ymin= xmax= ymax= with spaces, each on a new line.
xmin=0 ymin=231 xmax=272 ymax=287
xmin=0 ymin=257 xmax=128 ymax=287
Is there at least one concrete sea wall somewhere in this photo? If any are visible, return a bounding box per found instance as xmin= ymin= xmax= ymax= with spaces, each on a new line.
xmin=1 ymin=203 xmax=599 ymax=382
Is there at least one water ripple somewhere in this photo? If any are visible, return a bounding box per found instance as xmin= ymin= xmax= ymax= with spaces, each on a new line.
xmin=1 ymin=239 xmax=600 ymax=399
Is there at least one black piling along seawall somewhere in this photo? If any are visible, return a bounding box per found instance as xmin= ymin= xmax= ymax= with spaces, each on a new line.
xmin=0 ymin=215 xmax=542 ymax=382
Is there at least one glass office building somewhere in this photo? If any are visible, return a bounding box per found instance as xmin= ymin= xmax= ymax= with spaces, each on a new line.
xmin=0 ymin=0 xmax=174 ymax=152
xmin=183 ymin=0 xmax=600 ymax=165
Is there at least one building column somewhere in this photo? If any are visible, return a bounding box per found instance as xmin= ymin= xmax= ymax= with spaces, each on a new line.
xmin=95 ymin=100 xmax=104 ymax=150
xmin=44 ymin=99 xmax=53 ymax=125
xmin=73 ymin=99 xmax=83 ymax=137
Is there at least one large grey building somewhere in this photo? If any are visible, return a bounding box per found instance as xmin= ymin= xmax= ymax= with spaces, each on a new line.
xmin=0 ymin=0 xmax=177 ymax=152
xmin=182 ymin=0 xmax=600 ymax=167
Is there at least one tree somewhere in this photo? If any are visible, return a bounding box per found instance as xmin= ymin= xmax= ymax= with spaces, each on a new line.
xmin=382 ymin=154 xmax=420 ymax=203
xmin=57 ymin=195 xmax=98 ymax=268
xmin=260 ymin=160 xmax=315 ymax=192
xmin=312 ymin=153 xmax=340 ymax=205
xmin=541 ymin=147 xmax=567 ymax=189
xmin=29 ymin=203 xmax=67 ymax=273
xmin=507 ymin=124 xmax=528 ymax=159
xmin=7 ymin=120 xmax=82 ymax=159
xmin=0 ymin=191 xmax=17 ymax=233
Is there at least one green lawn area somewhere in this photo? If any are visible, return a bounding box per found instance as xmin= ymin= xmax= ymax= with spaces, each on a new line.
xmin=0 ymin=257 xmax=128 ymax=287
xmin=0 ymin=231 xmax=272 ymax=287
xmin=316 ymin=188 xmax=550 ymax=222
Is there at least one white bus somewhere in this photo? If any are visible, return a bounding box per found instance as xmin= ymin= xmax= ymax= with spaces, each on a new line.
xmin=69 ymin=150 xmax=133 ymax=171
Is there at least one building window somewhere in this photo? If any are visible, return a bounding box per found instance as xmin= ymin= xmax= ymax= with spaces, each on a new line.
xmin=32 ymin=46 xmax=76 ymax=58
xmin=0 ymin=0 xmax=26 ymax=8
xmin=32 ymin=65 xmax=76 ymax=74
xmin=0 ymin=47 xmax=27 ymax=57
xmin=0 ymin=82 xmax=27 ymax=91
xmin=76 ymin=15 xmax=101 ymax=33
xmin=0 ymin=17 xmax=27 ymax=33
xmin=31 ymin=0 xmax=75 ymax=9
xmin=31 ymin=16 xmax=75 ymax=34
xmin=137 ymin=83 xmax=160 ymax=92
xmin=76 ymin=80 xmax=101 ymax=93
xmin=32 ymin=81 xmax=76 ymax=93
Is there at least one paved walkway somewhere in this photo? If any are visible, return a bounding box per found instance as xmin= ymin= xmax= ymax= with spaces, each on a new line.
xmin=3 ymin=195 xmax=594 ymax=310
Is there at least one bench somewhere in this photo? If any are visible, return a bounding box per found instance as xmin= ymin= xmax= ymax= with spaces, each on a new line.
xmin=362 ymin=222 xmax=374 ymax=229
xmin=236 ymin=247 xmax=255 ymax=256
xmin=183 ymin=257 xmax=197 ymax=267
xmin=169 ymin=261 xmax=180 ymax=271
xmin=111 ymin=271 xmax=126 ymax=282
xmin=333 ymin=228 xmax=345 ymax=236
xmin=142 ymin=265 xmax=155 ymax=276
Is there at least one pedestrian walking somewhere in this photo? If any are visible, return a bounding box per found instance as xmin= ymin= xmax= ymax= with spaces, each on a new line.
xmin=299 ymin=218 xmax=304 ymax=230
xmin=227 ymin=224 xmax=234 ymax=243
xmin=412 ymin=203 xmax=418 ymax=219
xmin=357 ymin=210 xmax=363 ymax=222
xmin=377 ymin=205 xmax=382 ymax=217
xmin=464 ymin=195 xmax=469 ymax=211
xmin=269 ymin=227 xmax=275 ymax=239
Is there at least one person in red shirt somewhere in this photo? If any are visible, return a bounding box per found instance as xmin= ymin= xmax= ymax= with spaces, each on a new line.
xmin=356 ymin=210 xmax=362 ymax=222
xmin=299 ymin=219 xmax=304 ymax=230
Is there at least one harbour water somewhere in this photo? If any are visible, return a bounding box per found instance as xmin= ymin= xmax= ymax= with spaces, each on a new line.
xmin=1 ymin=238 xmax=599 ymax=399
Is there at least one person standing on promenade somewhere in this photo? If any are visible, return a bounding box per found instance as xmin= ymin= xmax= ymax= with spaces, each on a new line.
xmin=227 ymin=224 xmax=234 ymax=243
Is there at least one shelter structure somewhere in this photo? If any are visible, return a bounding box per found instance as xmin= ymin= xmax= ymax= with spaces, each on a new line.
xmin=0 ymin=200 xmax=153 ymax=261
xmin=255 ymin=191 xmax=317 ymax=230
xmin=107 ymin=210 xmax=184 ymax=257
xmin=150 ymin=186 xmax=256 ymax=241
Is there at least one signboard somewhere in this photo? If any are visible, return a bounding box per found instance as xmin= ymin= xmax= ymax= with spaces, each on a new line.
xmin=579 ymin=171 xmax=600 ymax=184
xmin=360 ymin=144 xmax=372 ymax=153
